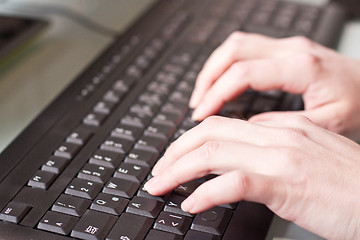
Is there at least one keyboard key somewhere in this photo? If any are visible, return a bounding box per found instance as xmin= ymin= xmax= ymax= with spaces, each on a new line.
xmin=139 ymin=92 xmax=165 ymax=107
xmin=52 ymin=194 xmax=91 ymax=217
xmin=41 ymin=156 xmax=69 ymax=174
xmin=145 ymin=123 xmax=176 ymax=140
xmin=38 ymin=211 xmax=78 ymax=235
xmin=78 ymin=163 xmax=113 ymax=184
xmin=54 ymin=142 xmax=81 ymax=159
xmin=145 ymin=229 xmax=182 ymax=240
xmin=154 ymin=211 xmax=192 ymax=235
xmin=89 ymin=149 xmax=124 ymax=169
xmin=106 ymin=213 xmax=153 ymax=240
xmin=162 ymin=101 xmax=188 ymax=116
xmin=174 ymin=179 xmax=204 ymax=197
xmin=184 ymin=230 xmax=220 ymax=240
xmin=100 ymin=137 xmax=133 ymax=154
xmin=65 ymin=178 xmax=102 ymax=200
xmin=137 ymin=181 xmax=170 ymax=202
xmin=130 ymin=103 xmax=157 ymax=117
xmin=71 ymin=210 xmax=117 ymax=240
xmin=125 ymin=149 xmax=159 ymax=167
xmin=28 ymin=170 xmax=57 ymax=190
xmin=164 ymin=194 xmax=194 ymax=217
xmin=93 ymin=100 xmax=116 ymax=115
xmin=103 ymin=89 xmax=124 ymax=103
xmin=0 ymin=202 xmax=31 ymax=223
xmin=111 ymin=123 xmax=142 ymax=141
xmin=191 ymin=207 xmax=232 ymax=235
xmin=90 ymin=193 xmax=128 ymax=216
xmin=66 ymin=127 xmax=93 ymax=145
xmin=114 ymin=162 xmax=150 ymax=183
xmin=135 ymin=135 xmax=167 ymax=153
xmin=103 ymin=177 xmax=140 ymax=199
xmin=83 ymin=112 xmax=107 ymax=127
xmin=126 ymin=196 xmax=164 ymax=218
xmin=121 ymin=112 xmax=152 ymax=128
xmin=153 ymin=111 xmax=183 ymax=127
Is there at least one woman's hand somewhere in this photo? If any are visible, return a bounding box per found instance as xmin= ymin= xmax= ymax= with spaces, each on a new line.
xmin=145 ymin=115 xmax=360 ymax=239
xmin=189 ymin=32 xmax=360 ymax=140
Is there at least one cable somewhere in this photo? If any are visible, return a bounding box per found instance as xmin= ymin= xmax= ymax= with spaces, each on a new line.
xmin=7 ymin=2 xmax=119 ymax=38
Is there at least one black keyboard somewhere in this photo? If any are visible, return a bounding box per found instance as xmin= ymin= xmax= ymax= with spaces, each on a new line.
xmin=0 ymin=15 xmax=47 ymax=64
xmin=0 ymin=0 xmax=346 ymax=239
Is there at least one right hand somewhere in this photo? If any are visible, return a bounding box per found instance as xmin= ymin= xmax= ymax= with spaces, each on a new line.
xmin=189 ymin=32 xmax=360 ymax=140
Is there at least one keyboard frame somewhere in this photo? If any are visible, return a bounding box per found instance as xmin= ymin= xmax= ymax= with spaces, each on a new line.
xmin=0 ymin=0 xmax=347 ymax=239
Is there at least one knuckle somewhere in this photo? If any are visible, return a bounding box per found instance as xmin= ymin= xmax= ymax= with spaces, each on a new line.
xmin=276 ymin=146 xmax=305 ymax=173
xmin=279 ymin=127 xmax=308 ymax=143
xmin=231 ymin=61 xmax=251 ymax=78
xmin=201 ymin=116 xmax=226 ymax=129
xmin=201 ymin=141 xmax=221 ymax=160
xmin=286 ymin=115 xmax=313 ymax=127
xmin=299 ymin=52 xmax=321 ymax=67
xmin=232 ymin=171 xmax=251 ymax=196
xmin=227 ymin=31 xmax=246 ymax=43
xmin=290 ymin=36 xmax=316 ymax=49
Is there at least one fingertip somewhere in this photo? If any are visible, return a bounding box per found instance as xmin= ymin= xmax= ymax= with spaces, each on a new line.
xmin=189 ymin=93 xmax=199 ymax=109
xmin=181 ymin=196 xmax=195 ymax=213
xmin=151 ymin=157 xmax=164 ymax=176
xmin=143 ymin=176 xmax=159 ymax=195
xmin=191 ymin=104 xmax=209 ymax=121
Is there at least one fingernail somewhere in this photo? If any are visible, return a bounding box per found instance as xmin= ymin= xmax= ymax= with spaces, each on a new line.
xmin=189 ymin=93 xmax=199 ymax=109
xmin=151 ymin=157 xmax=164 ymax=176
xmin=144 ymin=176 xmax=159 ymax=194
xmin=181 ymin=196 xmax=194 ymax=213
xmin=191 ymin=104 xmax=205 ymax=121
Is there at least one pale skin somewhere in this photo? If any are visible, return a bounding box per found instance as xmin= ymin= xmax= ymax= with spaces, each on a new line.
xmin=144 ymin=32 xmax=360 ymax=239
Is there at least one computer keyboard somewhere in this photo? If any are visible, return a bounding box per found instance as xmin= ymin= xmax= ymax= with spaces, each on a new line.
xmin=0 ymin=15 xmax=47 ymax=63
xmin=0 ymin=0 xmax=346 ymax=239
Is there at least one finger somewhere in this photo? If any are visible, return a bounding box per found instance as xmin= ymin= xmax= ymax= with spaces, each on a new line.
xmin=191 ymin=53 xmax=321 ymax=121
xmin=152 ymin=117 xmax=286 ymax=176
xmin=250 ymin=111 xmax=350 ymax=152
xmin=181 ymin=171 xmax=281 ymax=214
xmin=147 ymin=140 xmax=284 ymax=196
xmin=189 ymin=33 xmax=283 ymax=108
xmin=189 ymin=33 xmax=320 ymax=108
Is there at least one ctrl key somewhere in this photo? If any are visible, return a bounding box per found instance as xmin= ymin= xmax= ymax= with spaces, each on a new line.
xmin=0 ymin=201 xmax=31 ymax=223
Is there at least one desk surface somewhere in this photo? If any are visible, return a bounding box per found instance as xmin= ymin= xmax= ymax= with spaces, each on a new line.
xmin=0 ymin=0 xmax=359 ymax=239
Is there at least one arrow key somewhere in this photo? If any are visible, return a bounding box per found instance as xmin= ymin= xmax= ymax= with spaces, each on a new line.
xmin=154 ymin=211 xmax=192 ymax=235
